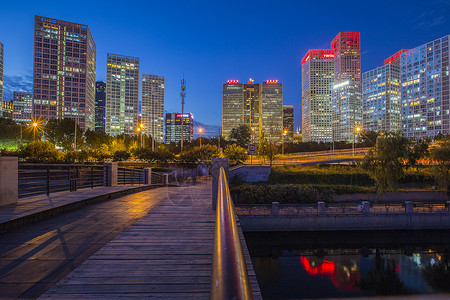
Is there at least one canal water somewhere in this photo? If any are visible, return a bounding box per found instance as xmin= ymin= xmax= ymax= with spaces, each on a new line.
xmin=245 ymin=230 xmax=450 ymax=299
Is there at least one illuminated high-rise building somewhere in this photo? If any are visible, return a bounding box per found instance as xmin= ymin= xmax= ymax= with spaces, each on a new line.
xmin=283 ymin=105 xmax=294 ymax=141
xmin=2 ymin=101 xmax=13 ymax=119
xmin=401 ymin=35 xmax=450 ymax=138
xmin=331 ymin=32 xmax=362 ymax=142
xmin=362 ymin=50 xmax=403 ymax=133
xmin=222 ymin=79 xmax=283 ymax=143
xmin=105 ymin=53 xmax=139 ymax=136
xmin=0 ymin=42 xmax=3 ymax=103
xmin=142 ymin=74 xmax=165 ymax=143
xmin=260 ymin=80 xmax=283 ymax=144
xmin=165 ymin=112 xmax=193 ymax=143
xmin=94 ymin=81 xmax=106 ymax=132
xmin=12 ymin=92 xmax=33 ymax=123
xmin=301 ymin=49 xmax=334 ymax=142
xmin=32 ymin=16 xmax=96 ymax=130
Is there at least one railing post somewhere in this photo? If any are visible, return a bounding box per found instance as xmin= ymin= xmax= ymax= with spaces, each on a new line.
xmin=132 ymin=169 xmax=135 ymax=185
xmin=144 ymin=168 xmax=152 ymax=185
xmin=46 ymin=167 xmax=50 ymax=196
xmin=211 ymin=158 xmax=229 ymax=210
xmin=163 ymin=174 xmax=169 ymax=185
xmin=362 ymin=201 xmax=370 ymax=215
xmin=272 ymin=202 xmax=279 ymax=215
xmin=318 ymin=202 xmax=325 ymax=215
xmin=447 ymin=201 xmax=450 ymax=213
xmin=104 ymin=162 xmax=118 ymax=187
xmin=405 ymin=201 xmax=413 ymax=214
xmin=0 ymin=157 xmax=18 ymax=206
xmin=91 ymin=166 xmax=94 ymax=188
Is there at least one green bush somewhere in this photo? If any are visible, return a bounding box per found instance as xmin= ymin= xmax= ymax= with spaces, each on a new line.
xmin=230 ymin=184 xmax=320 ymax=204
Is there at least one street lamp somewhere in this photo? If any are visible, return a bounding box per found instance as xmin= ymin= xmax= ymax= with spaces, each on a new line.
xmin=250 ymin=127 xmax=255 ymax=165
xmin=353 ymin=126 xmax=361 ymax=156
xmin=282 ymin=130 xmax=287 ymax=155
xmin=198 ymin=128 xmax=203 ymax=147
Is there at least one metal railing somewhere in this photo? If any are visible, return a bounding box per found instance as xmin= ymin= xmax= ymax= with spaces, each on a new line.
xmin=117 ymin=167 xmax=145 ymax=185
xmin=211 ymin=167 xmax=253 ymax=300
xmin=18 ymin=164 xmax=105 ymax=197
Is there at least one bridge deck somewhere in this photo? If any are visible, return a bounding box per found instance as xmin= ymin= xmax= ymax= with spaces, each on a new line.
xmin=42 ymin=183 xmax=261 ymax=299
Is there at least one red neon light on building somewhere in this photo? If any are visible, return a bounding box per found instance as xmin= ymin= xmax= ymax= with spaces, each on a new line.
xmin=265 ymin=80 xmax=279 ymax=84
xmin=227 ymin=80 xmax=239 ymax=84
xmin=384 ymin=49 xmax=409 ymax=65
xmin=331 ymin=32 xmax=360 ymax=52
xmin=302 ymin=49 xmax=335 ymax=65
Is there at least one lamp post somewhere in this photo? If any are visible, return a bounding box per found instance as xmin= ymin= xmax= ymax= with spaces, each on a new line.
xmin=137 ymin=127 xmax=142 ymax=149
xmin=198 ymin=128 xmax=204 ymax=147
xmin=139 ymin=123 xmax=145 ymax=149
xmin=282 ymin=130 xmax=287 ymax=155
xmin=251 ymin=127 xmax=255 ymax=165
xmin=353 ymin=126 xmax=361 ymax=156
xmin=32 ymin=122 xmax=37 ymax=141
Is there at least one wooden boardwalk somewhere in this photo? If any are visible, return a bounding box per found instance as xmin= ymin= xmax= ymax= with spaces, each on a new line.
xmin=41 ymin=183 xmax=261 ymax=299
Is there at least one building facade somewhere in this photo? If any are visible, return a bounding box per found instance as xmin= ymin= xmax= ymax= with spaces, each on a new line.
xmin=2 ymin=101 xmax=13 ymax=119
xmin=165 ymin=112 xmax=193 ymax=143
xmin=142 ymin=74 xmax=165 ymax=143
xmin=105 ymin=53 xmax=140 ymax=136
xmin=401 ymin=35 xmax=450 ymax=138
xmin=362 ymin=51 xmax=402 ymax=133
xmin=12 ymin=92 xmax=33 ymax=123
xmin=0 ymin=42 xmax=3 ymax=103
xmin=222 ymin=79 xmax=283 ymax=143
xmin=32 ymin=16 xmax=96 ymax=130
xmin=283 ymin=105 xmax=294 ymax=140
xmin=331 ymin=32 xmax=362 ymax=142
xmin=94 ymin=81 xmax=106 ymax=132
xmin=301 ymin=49 xmax=334 ymax=142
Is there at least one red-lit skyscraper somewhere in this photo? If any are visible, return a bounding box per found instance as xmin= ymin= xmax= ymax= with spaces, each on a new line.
xmin=331 ymin=32 xmax=362 ymax=142
xmin=32 ymin=16 xmax=96 ymax=130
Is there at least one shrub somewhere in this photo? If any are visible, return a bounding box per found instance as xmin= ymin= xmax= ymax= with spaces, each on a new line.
xmin=224 ymin=144 xmax=248 ymax=165
xmin=230 ymin=184 xmax=320 ymax=204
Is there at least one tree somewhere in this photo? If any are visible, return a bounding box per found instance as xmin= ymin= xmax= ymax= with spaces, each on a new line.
xmin=429 ymin=137 xmax=450 ymax=198
xmin=46 ymin=119 xmax=83 ymax=150
xmin=20 ymin=140 xmax=60 ymax=162
xmin=196 ymin=144 xmax=219 ymax=165
xmin=405 ymin=138 xmax=429 ymax=170
xmin=360 ymin=133 xmax=409 ymax=195
xmin=153 ymin=145 xmax=175 ymax=166
xmin=258 ymin=135 xmax=278 ymax=167
xmin=224 ymin=144 xmax=248 ymax=165
xmin=112 ymin=150 xmax=130 ymax=162
xmin=84 ymin=129 xmax=112 ymax=150
xmin=229 ymin=125 xmax=251 ymax=147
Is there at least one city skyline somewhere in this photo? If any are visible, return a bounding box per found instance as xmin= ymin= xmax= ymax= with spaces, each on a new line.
xmin=0 ymin=0 xmax=449 ymax=130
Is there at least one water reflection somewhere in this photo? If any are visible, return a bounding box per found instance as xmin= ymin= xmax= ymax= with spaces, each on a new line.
xmin=246 ymin=230 xmax=450 ymax=299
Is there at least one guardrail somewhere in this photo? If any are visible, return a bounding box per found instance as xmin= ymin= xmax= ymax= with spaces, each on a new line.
xmin=18 ymin=164 xmax=105 ymax=197
xmin=117 ymin=167 xmax=145 ymax=185
xmin=211 ymin=167 xmax=253 ymax=300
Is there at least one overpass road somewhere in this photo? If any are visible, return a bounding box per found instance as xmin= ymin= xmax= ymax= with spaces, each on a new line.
xmin=0 ymin=186 xmax=179 ymax=299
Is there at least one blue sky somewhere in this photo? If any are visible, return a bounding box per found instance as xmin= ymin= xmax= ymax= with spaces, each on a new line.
xmin=1 ymin=0 xmax=449 ymax=132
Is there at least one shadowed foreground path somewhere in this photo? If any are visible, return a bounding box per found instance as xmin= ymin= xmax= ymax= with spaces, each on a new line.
xmin=0 ymin=186 xmax=173 ymax=299
xmin=41 ymin=182 xmax=261 ymax=299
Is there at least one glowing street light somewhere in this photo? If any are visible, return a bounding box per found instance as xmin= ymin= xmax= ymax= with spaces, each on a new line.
xmin=282 ymin=129 xmax=287 ymax=155
xmin=198 ymin=128 xmax=204 ymax=147
xmin=353 ymin=126 xmax=362 ymax=156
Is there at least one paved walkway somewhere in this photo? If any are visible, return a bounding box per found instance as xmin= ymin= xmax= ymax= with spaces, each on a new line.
xmin=41 ymin=183 xmax=261 ymax=299
xmin=0 ymin=184 xmax=159 ymax=233
xmin=0 ymin=186 xmax=171 ymax=299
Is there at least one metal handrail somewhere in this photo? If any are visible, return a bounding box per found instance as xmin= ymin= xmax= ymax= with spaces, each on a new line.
xmin=211 ymin=167 xmax=253 ymax=300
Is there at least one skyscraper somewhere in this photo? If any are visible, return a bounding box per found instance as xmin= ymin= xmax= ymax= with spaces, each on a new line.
xmin=362 ymin=50 xmax=403 ymax=133
xmin=0 ymin=42 xmax=3 ymax=103
xmin=105 ymin=53 xmax=140 ymax=136
xmin=32 ymin=16 xmax=96 ymax=130
xmin=165 ymin=113 xmax=193 ymax=143
xmin=301 ymin=49 xmax=334 ymax=142
xmin=94 ymin=81 xmax=106 ymax=132
xmin=331 ymin=32 xmax=362 ymax=142
xmin=260 ymin=80 xmax=283 ymax=144
xmin=283 ymin=105 xmax=294 ymax=140
xmin=222 ymin=79 xmax=283 ymax=143
xmin=401 ymin=35 xmax=450 ymax=138
xmin=142 ymin=74 xmax=165 ymax=144
xmin=222 ymin=80 xmax=244 ymax=140
xmin=12 ymin=92 xmax=33 ymax=123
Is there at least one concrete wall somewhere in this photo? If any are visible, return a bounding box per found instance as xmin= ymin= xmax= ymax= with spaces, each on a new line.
xmin=0 ymin=157 xmax=18 ymax=206
xmin=229 ymin=165 xmax=271 ymax=183
xmin=239 ymin=213 xmax=450 ymax=232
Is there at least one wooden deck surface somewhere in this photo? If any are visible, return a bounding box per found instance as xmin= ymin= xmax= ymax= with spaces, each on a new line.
xmin=41 ymin=183 xmax=261 ymax=299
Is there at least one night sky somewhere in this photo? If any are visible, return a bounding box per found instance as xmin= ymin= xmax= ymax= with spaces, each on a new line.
xmin=1 ymin=0 xmax=449 ymax=132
